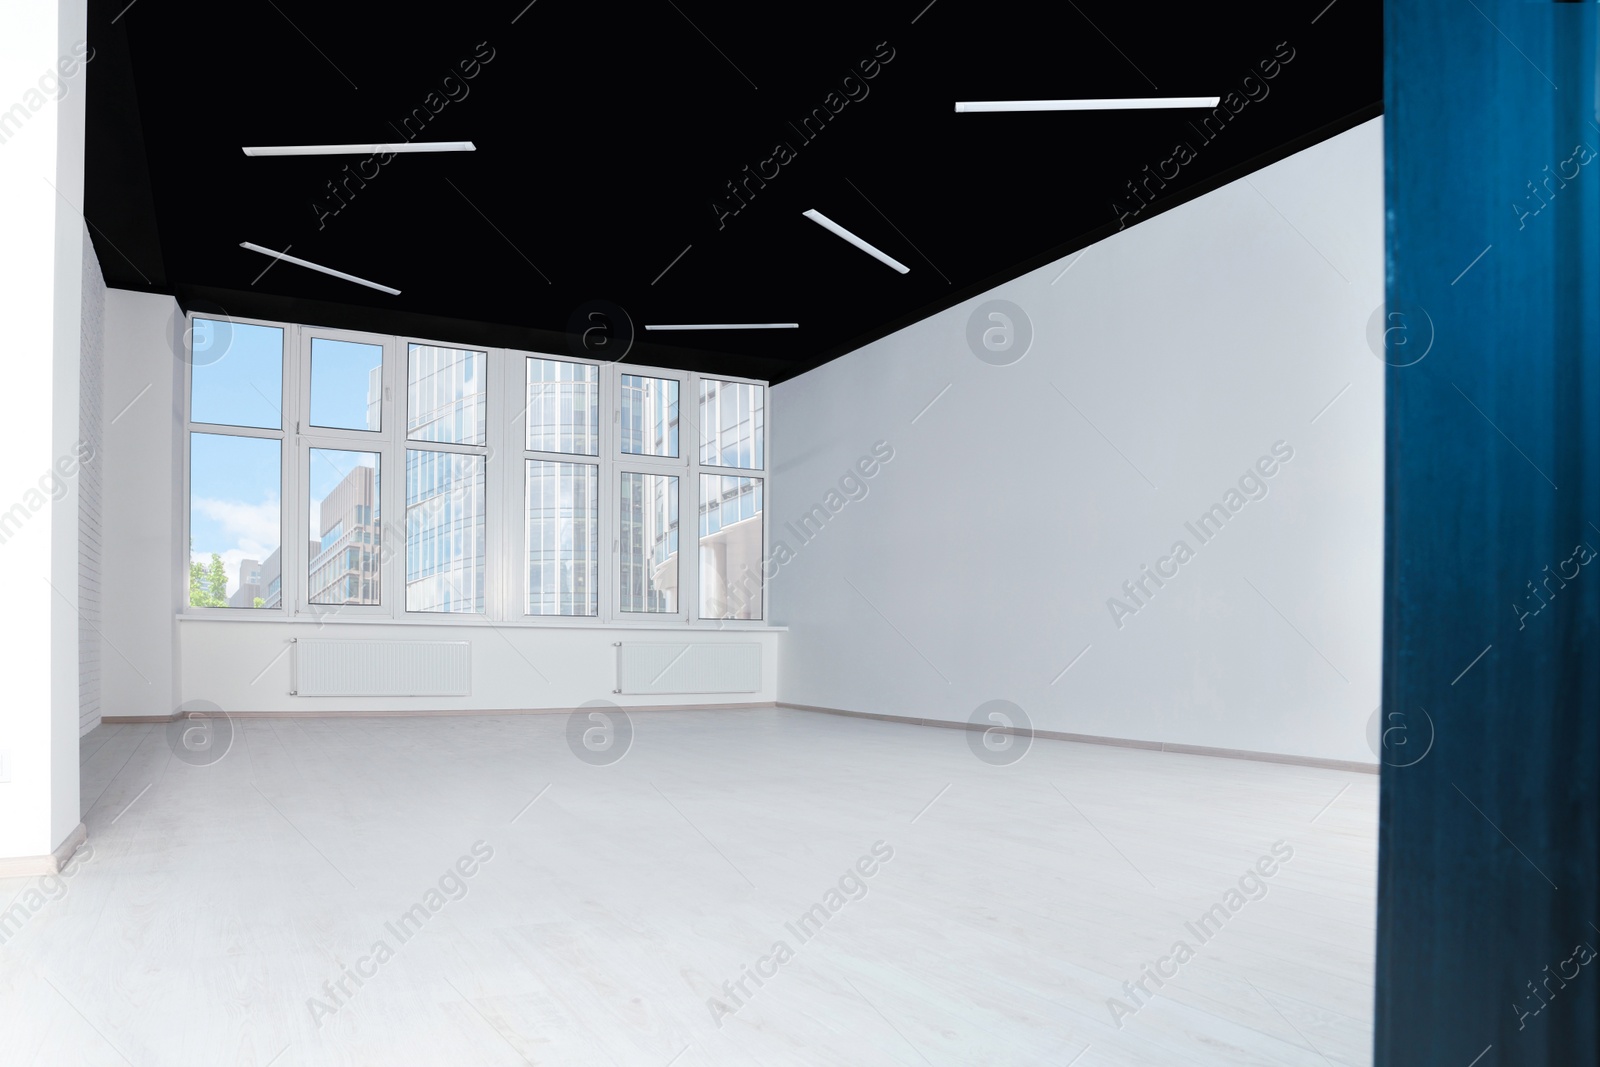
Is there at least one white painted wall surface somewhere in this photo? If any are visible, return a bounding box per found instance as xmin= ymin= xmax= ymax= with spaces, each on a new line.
xmin=78 ymin=228 xmax=105 ymax=735
xmin=770 ymin=118 xmax=1385 ymax=765
xmin=0 ymin=0 xmax=89 ymax=859
xmin=101 ymin=289 xmax=183 ymax=720
xmin=178 ymin=621 xmax=778 ymax=713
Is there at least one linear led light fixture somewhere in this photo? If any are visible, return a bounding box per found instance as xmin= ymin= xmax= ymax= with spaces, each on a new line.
xmin=954 ymin=97 xmax=1220 ymax=113
xmin=241 ymin=141 xmax=476 ymax=156
xmin=239 ymin=242 xmax=401 ymax=295
xmin=645 ymin=323 xmax=799 ymax=331
xmin=802 ymin=209 xmax=909 ymax=274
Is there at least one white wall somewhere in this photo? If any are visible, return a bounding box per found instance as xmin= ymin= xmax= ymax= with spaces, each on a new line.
xmin=78 ymin=228 xmax=105 ymax=735
xmin=771 ymin=118 xmax=1384 ymax=765
xmin=0 ymin=0 xmax=88 ymax=860
xmin=101 ymin=289 xmax=184 ymax=719
xmin=179 ymin=621 xmax=778 ymax=714
xmin=100 ymin=294 xmax=780 ymax=717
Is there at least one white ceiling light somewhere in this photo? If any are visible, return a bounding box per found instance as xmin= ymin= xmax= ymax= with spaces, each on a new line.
xmin=954 ymin=97 xmax=1220 ymax=113
xmin=645 ymin=323 xmax=799 ymax=331
xmin=802 ymin=209 xmax=910 ymax=274
xmin=239 ymin=242 xmax=401 ymax=295
xmin=241 ymin=142 xmax=476 ymax=156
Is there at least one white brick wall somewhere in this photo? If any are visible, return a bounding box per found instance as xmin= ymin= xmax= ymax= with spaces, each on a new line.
xmin=78 ymin=229 xmax=104 ymax=736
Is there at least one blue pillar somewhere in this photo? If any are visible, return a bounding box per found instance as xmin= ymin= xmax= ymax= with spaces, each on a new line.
xmin=1379 ymin=2 xmax=1600 ymax=1063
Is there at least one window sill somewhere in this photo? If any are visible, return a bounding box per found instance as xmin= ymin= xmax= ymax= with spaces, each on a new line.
xmin=175 ymin=613 xmax=786 ymax=632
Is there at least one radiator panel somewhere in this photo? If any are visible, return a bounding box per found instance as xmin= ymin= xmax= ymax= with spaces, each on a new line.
xmin=292 ymin=639 xmax=471 ymax=697
xmin=616 ymin=642 xmax=761 ymax=695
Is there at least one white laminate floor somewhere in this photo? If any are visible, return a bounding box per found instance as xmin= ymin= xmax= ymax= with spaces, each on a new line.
xmin=0 ymin=709 xmax=1376 ymax=1066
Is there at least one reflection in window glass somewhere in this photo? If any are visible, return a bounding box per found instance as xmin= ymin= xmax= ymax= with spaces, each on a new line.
xmin=619 ymin=473 xmax=678 ymax=612
xmin=698 ymin=379 xmax=764 ymax=469
xmin=405 ymin=450 xmax=485 ymax=612
xmin=189 ymin=433 xmax=280 ymax=608
xmin=620 ymin=375 xmax=679 ymax=458
xmin=408 ymin=344 xmax=486 ymax=445
xmin=526 ymin=358 xmax=598 ymax=455
xmin=700 ymin=474 xmax=763 ymax=619
xmin=527 ymin=461 xmax=598 ymax=616
xmin=310 ymin=338 xmax=383 ymax=431
xmin=309 ymin=449 xmax=381 ymax=606
xmin=191 ymin=319 xmax=283 ymax=429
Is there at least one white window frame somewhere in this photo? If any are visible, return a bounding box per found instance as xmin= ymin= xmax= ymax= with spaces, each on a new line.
xmin=692 ymin=373 xmax=769 ymax=622
xmin=296 ymin=326 xmax=394 ymax=620
xmin=508 ymin=350 xmax=609 ymax=624
xmin=181 ymin=312 xmax=291 ymax=617
xmin=180 ymin=313 xmax=771 ymax=629
xmin=398 ymin=336 xmax=496 ymax=623
xmin=612 ymin=365 xmax=690 ymax=625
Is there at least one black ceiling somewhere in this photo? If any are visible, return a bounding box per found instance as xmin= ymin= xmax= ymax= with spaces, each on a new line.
xmin=86 ymin=0 xmax=1379 ymax=384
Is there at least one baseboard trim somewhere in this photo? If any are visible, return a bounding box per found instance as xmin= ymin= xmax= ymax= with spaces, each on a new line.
xmin=102 ymin=702 xmax=768 ymax=723
xmin=0 ymin=822 xmax=88 ymax=878
xmin=777 ymin=703 xmax=1379 ymax=774
xmin=102 ymin=703 xmax=1378 ymax=773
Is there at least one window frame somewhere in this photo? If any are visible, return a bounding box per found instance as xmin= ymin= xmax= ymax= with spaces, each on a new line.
xmin=181 ymin=312 xmax=290 ymax=617
xmin=180 ymin=314 xmax=771 ymax=628
xmin=611 ymin=365 xmax=689 ymax=624
xmin=398 ymin=336 xmax=496 ymax=622
xmin=508 ymin=351 xmax=608 ymax=623
xmin=692 ymin=374 xmax=768 ymax=622
xmin=295 ymin=326 xmax=395 ymax=620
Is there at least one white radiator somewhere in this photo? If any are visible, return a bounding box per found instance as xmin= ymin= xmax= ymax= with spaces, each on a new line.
xmin=291 ymin=639 xmax=471 ymax=697
xmin=615 ymin=642 xmax=762 ymax=695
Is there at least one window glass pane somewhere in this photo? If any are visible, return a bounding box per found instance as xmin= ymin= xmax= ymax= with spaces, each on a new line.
xmin=619 ymin=473 xmax=678 ymax=613
xmin=309 ymin=449 xmax=381 ymax=606
xmin=698 ymin=379 xmax=764 ymax=469
xmin=620 ymin=375 xmax=680 ymax=457
xmin=310 ymin=338 xmax=383 ymax=431
xmin=699 ymin=474 xmax=763 ymax=619
xmin=526 ymin=358 xmax=598 ymax=455
xmin=189 ymin=432 xmax=280 ymax=608
xmin=408 ymin=343 xmax=486 ymax=445
xmin=405 ymin=450 xmax=485 ymax=613
xmin=191 ymin=319 xmax=283 ymax=429
xmin=527 ymin=460 xmax=598 ymax=616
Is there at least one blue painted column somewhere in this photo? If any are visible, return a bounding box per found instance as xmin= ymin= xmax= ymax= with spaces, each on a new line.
xmin=1379 ymin=2 xmax=1600 ymax=1063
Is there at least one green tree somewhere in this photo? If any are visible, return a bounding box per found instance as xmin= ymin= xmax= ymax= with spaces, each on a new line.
xmin=188 ymin=542 xmax=229 ymax=607
xmin=208 ymin=554 xmax=229 ymax=605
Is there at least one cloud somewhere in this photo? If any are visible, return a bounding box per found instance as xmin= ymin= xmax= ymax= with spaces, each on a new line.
xmin=194 ymin=497 xmax=279 ymax=549
xmin=192 ymin=497 xmax=278 ymax=596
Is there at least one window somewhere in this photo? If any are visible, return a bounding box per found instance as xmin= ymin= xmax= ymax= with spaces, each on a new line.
xmin=189 ymin=432 xmax=281 ymax=608
xmin=523 ymin=357 xmax=600 ymax=617
xmin=700 ymin=473 xmax=763 ymax=619
xmin=406 ymin=449 xmax=485 ymax=613
xmin=308 ymin=449 xmax=380 ymax=606
xmin=408 ymin=343 xmax=485 ymax=445
xmin=620 ymin=473 xmax=678 ymax=612
xmin=407 ymin=344 xmax=488 ymax=614
xmin=191 ymin=319 xmax=283 ymax=430
xmin=310 ymin=338 xmax=383 ymax=431
xmin=527 ymin=358 xmax=598 ymax=455
xmin=696 ymin=380 xmax=765 ymax=618
xmin=184 ymin=316 xmax=767 ymax=626
xmin=621 ymin=375 xmax=679 ymax=457
xmin=186 ymin=317 xmax=284 ymax=609
xmin=527 ymin=461 xmax=598 ymax=615
xmin=699 ymin=379 xmax=764 ymax=469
